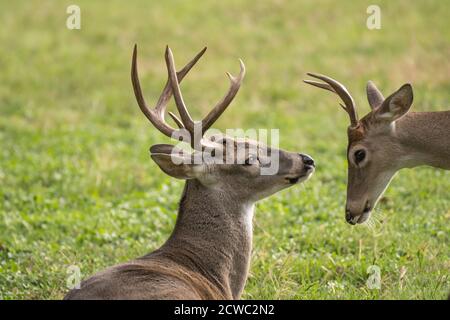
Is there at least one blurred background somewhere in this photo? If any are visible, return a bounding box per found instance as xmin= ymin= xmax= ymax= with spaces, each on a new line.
xmin=0 ymin=0 xmax=448 ymax=299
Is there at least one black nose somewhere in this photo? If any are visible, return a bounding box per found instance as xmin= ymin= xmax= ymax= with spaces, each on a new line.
xmin=300 ymin=154 xmax=315 ymax=167
xmin=345 ymin=210 xmax=356 ymax=225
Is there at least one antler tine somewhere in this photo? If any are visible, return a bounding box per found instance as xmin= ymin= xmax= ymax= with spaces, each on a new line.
xmin=131 ymin=44 xmax=206 ymax=138
xmin=165 ymin=46 xmax=196 ymax=133
xmin=155 ymin=46 xmax=207 ymax=116
xmin=305 ymin=72 xmax=359 ymax=127
xmin=201 ymin=59 xmax=246 ymax=133
xmin=168 ymin=111 xmax=184 ymax=129
xmin=303 ymin=79 xmax=335 ymax=93
xmin=131 ymin=45 xmax=174 ymax=137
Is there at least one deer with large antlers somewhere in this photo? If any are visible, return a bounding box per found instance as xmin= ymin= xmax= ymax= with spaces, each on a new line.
xmin=304 ymin=73 xmax=450 ymax=225
xmin=65 ymin=46 xmax=315 ymax=299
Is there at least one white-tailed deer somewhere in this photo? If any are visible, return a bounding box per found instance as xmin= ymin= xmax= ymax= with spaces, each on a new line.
xmin=304 ymin=73 xmax=449 ymax=225
xmin=64 ymin=46 xmax=315 ymax=299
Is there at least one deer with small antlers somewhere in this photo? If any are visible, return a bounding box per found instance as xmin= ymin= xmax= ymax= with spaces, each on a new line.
xmin=64 ymin=46 xmax=315 ymax=299
xmin=304 ymin=73 xmax=449 ymax=225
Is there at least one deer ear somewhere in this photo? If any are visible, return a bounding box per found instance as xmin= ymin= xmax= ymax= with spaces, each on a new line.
xmin=374 ymin=84 xmax=413 ymax=122
xmin=150 ymin=144 xmax=198 ymax=180
xmin=366 ymin=81 xmax=384 ymax=109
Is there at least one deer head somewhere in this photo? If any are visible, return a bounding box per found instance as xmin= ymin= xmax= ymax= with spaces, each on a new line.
xmin=305 ymin=73 xmax=414 ymax=224
xmin=132 ymin=45 xmax=315 ymax=203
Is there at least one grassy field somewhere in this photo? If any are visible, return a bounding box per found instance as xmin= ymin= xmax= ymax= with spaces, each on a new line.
xmin=0 ymin=0 xmax=449 ymax=299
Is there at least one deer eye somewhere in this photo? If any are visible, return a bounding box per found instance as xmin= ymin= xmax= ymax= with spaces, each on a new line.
xmin=244 ymin=154 xmax=258 ymax=166
xmin=354 ymin=149 xmax=366 ymax=164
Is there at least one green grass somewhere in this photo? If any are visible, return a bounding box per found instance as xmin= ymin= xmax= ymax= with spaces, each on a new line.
xmin=0 ymin=0 xmax=449 ymax=299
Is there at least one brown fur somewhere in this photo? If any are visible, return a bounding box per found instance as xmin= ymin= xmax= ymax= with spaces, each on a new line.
xmin=306 ymin=73 xmax=449 ymax=224
xmin=345 ymin=89 xmax=450 ymax=223
xmin=67 ymin=47 xmax=315 ymax=299
xmin=65 ymin=138 xmax=314 ymax=300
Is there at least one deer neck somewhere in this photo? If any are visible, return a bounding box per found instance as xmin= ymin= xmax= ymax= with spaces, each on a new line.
xmin=161 ymin=179 xmax=254 ymax=299
xmin=395 ymin=111 xmax=450 ymax=170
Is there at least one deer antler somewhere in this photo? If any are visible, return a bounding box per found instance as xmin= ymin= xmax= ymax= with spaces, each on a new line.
xmin=164 ymin=46 xmax=245 ymax=149
xmin=201 ymin=59 xmax=246 ymax=134
xmin=135 ymin=45 xmax=245 ymax=150
xmin=131 ymin=44 xmax=206 ymax=139
xmin=304 ymin=73 xmax=359 ymax=128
